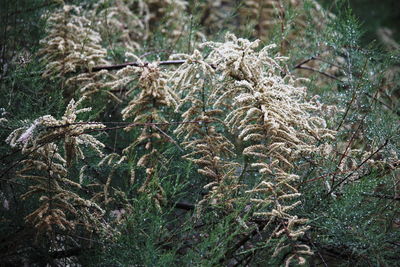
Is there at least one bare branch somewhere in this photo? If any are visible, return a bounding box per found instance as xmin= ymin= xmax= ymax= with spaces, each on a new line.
xmin=92 ymin=60 xmax=187 ymax=72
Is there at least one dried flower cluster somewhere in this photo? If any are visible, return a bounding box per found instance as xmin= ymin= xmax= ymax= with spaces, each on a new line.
xmin=38 ymin=3 xmax=121 ymax=104
xmin=6 ymin=97 xmax=108 ymax=240
xmin=171 ymin=50 xmax=242 ymax=208
xmin=91 ymin=0 xmax=189 ymax=52
xmin=238 ymin=0 xmax=331 ymax=42
xmin=118 ymin=55 xmax=178 ymax=205
xmin=17 ymin=19 xmax=337 ymax=262
xmin=175 ymin=33 xmax=335 ymax=265
xmin=39 ymin=5 xmax=108 ymax=84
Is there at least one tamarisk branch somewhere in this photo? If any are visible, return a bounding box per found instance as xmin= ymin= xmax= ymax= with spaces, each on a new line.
xmin=92 ymin=60 xmax=187 ymax=72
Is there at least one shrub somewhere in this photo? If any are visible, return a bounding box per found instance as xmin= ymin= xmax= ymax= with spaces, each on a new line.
xmin=0 ymin=0 xmax=399 ymax=266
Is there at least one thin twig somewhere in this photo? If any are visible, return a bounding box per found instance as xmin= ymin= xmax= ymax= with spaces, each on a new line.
xmin=313 ymin=57 xmax=344 ymax=70
xmin=219 ymin=221 xmax=267 ymax=264
xmin=365 ymin=92 xmax=400 ymax=116
xmin=46 ymin=120 xmax=213 ymax=131
xmin=301 ymin=168 xmax=355 ymax=185
xmin=311 ymin=241 xmax=329 ymax=267
xmin=92 ymin=60 xmax=187 ymax=72
xmin=151 ymin=124 xmax=184 ymax=152
xmin=301 ymin=159 xmax=399 ymax=185
xmin=295 ymin=65 xmax=342 ymax=82
xmin=293 ymin=53 xmax=344 ymax=79
xmin=293 ymin=55 xmax=318 ymax=69
xmin=78 ymin=120 xmax=214 ymax=136
xmin=336 ymin=58 xmax=369 ymax=131
xmin=331 ymin=112 xmax=367 ymax=187
xmin=327 ymin=139 xmax=389 ymax=195
xmin=174 ymin=201 xmax=195 ymax=210
xmin=361 ymin=193 xmax=400 ymax=201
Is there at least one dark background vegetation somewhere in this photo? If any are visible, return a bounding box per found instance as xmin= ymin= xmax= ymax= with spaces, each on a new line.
xmin=323 ymin=0 xmax=400 ymax=43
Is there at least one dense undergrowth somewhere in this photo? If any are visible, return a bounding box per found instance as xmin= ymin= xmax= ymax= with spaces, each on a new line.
xmin=0 ymin=0 xmax=399 ymax=266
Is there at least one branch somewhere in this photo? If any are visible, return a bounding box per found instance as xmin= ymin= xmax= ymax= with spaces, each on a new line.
xmin=219 ymin=221 xmax=267 ymax=264
xmin=327 ymin=139 xmax=390 ymax=195
xmin=293 ymin=55 xmax=318 ymax=69
xmin=361 ymin=193 xmax=400 ymax=201
xmin=92 ymin=60 xmax=187 ymax=72
xmin=365 ymin=92 xmax=400 ymax=116
xmin=152 ymin=125 xmax=184 ymax=152
xmin=295 ymin=65 xmax=342 ymax=82
xmin=293 ymin=54 xmax=342 ymax=82
xmin=81 ymin=120 xmax=214 ymax=135
xmin=174 ymin=201 xmax=195 ymax=210
xmin=49 ymin=247 xmax=84 ymax=259
xmin=331 ymin=112 xmax=367 ymax=187
xmin=336 ymin=58 xmax=369 ymax=131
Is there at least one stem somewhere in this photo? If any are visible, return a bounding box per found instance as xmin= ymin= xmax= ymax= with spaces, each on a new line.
xmin=336 ymin=58 xmax=368 ymax=131
xmin=92 ymin=60 xmax=187 ymax=72
xmin=327 ymin=138 xmax=389 ymax=195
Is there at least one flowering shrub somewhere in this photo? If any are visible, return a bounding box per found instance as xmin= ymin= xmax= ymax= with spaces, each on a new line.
xmin=0 ymin=0 xmax=399 ymax=266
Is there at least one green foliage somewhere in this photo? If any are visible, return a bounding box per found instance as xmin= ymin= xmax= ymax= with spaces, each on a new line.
xmin=300 ymin=172 xmax=400 ymax=266
xmin=84 ymin=190 xmax=180 ymax=266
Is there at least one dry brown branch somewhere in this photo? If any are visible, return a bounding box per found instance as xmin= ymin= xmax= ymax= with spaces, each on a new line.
xmin=327 ymin=138 xmax=390 ymax=195
xmin=361 ymin=193 xmax=400 ymax=201
xmin=92 ymin=60 xmax=187 ymax=72
xmin=295 ymin=65 xmax=341 ymax=82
